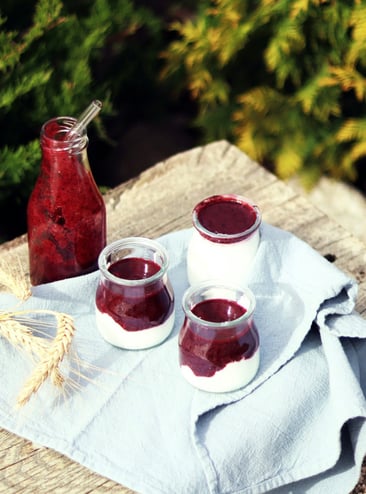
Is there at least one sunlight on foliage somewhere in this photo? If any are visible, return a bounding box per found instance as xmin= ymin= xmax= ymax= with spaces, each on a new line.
xmin=162 ymin=0 xmax=366 ymax=186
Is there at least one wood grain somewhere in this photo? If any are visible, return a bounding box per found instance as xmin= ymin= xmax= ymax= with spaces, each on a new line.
xmin=0 ymin=140 xmax=365 ymax=492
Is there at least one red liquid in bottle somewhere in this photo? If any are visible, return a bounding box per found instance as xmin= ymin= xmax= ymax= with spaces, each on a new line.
xmin=95 ymin=258 xmax=174 ymax=331
xmin=179 ymin=298 xmax=259 ymax=377
xmin=27 ymin=117 xmax=106 ymax=285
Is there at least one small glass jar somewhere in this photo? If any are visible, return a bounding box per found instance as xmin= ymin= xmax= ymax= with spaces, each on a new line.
xmin=178 ymin=281 xmax=260 ymax=392
xmin=95 ymin=237 xmax=175 ymax=350
xmin=186 ymin=194 xmax=261 ymax=287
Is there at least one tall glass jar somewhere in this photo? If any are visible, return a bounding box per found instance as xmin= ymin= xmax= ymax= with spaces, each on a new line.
xmin=178 ymin=281 xmax=260 ymax=393
xmin=27 ymin=116 xmax=106 ymax=285
xmin=187 ymin=194 xmax=261 ymax=287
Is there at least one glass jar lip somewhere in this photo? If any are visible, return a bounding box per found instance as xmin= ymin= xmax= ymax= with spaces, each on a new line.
xmin=182 ymin=280 xmax=256 ymax=329
xmin=41 ymin=116 xmax=88 ymax=152
xmin=98 ymin=236 xmax=169 ymax=286
xmin=192 ymin=194 xmax=261 ymax=243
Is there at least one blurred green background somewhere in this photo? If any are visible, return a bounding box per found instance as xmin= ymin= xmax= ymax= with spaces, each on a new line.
xmin=1 ymin=0 xmax=366 ymax=243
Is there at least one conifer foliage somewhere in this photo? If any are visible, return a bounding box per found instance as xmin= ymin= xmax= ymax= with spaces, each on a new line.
xmin=2 ymin=0 xmax=366 ymax=242
xmin=0 ymin=0 xmax=162 ymax=241
xmin=162 ymin=0 xmax=366 ymax=187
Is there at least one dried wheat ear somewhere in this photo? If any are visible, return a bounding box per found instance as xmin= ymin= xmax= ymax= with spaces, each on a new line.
xmin=0 ymin=255 xmax=78 ymax=407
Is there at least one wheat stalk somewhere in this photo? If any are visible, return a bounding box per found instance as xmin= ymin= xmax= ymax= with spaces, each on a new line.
xmin=0 ymin=255 xmax=31 ymax=301
xmin=0 ymin=242 xmax=79 ymax=406
xmin=0 ymin=254 xmax=98 ymax=407
xmin=15 ymin=311 xmax=75 ymax=407
xmin=0 ymin=314 xmax=48 ymax=358
xmin=1 ymin=308 xmax=117 ymax=408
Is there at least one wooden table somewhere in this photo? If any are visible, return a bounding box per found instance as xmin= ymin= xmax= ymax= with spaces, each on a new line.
xmin=1 ymin=140 xmax=366 ymax=493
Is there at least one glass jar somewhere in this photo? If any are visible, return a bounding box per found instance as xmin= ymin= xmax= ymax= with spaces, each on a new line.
xmin=27 ymin=116 xmax=106 ymax=285
xmin=95 ymin=237 xmax=175 ymax=350
xmin=186 ymin=194 xmax=261 ymax=287
xmin=178 ymin=281 xmax=260 ymax=392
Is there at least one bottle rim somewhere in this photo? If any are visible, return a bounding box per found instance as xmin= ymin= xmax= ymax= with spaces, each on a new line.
xmin=98 ymin=237 xmax=170 ymax=287
xmin=41 ymin=116 xmax=88 ymax=152
xmin=192 ymin=194 xmax=261 ymax=243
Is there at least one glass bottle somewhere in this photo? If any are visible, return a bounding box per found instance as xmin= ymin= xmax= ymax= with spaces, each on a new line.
xmin=178 ymin=281 xmax=260 ymax=392
xmin=95 ymin=237 xmax=175 ymax=350
xmin=27 ymin=116 xmax=106 ymax=285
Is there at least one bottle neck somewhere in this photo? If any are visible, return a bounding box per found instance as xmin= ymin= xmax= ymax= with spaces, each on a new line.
xmin=40 ymin=116 xmax=90 ymax=173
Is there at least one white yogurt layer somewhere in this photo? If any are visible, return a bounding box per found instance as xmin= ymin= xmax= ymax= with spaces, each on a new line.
xmin=187 ymin=229 xmax=260 ymax=287
xmin=95 ymin=309 xmax=175 ymax=350
xmin=180 ymin=347 xmax=260 ymax=393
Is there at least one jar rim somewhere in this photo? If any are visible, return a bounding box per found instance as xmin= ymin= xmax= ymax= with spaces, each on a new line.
xmin=98 ymin=237 xmax=169 ymax=286
xmin=192 ymin=194 xmax=261 ymax=243
xmin=182 ymin=280 xmax=256 ymax=329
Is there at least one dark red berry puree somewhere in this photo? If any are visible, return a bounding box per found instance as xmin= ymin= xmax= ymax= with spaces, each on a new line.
xmin=96 ymin=258 xmax=174 ymax=331
xmin=196 ymin=196 xmax=257 ymax=236
xmin=179 ymin=298 xmax=259 ymax=377
xmin=27 ymin=119 xmax=106 ymax=285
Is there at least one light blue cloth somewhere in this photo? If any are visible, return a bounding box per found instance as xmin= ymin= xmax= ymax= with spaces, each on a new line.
xmin=1 ymin=223 xmax=366 ymax=493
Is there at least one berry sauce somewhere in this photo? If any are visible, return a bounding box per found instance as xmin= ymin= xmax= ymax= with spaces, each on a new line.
xmin=197 ymin=196 xmax=257 ymax=235
xmin=96 ymin=257 xmax=174 ymax=332
xmin=179 ymin=298 xmax=259 ymax=377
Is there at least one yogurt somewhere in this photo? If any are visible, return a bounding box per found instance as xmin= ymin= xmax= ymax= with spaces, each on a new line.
xmin=180 ymin=348 xmax=260 ymax=393
xmin=187 ymin=194 xmax=261 ymax=287
xmin=178 ymin=282 xmax=260 ymax=393
xmin=96 ymin=308 xmax=175 ymax=350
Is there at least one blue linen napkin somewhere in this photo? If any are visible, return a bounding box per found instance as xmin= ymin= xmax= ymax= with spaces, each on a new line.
xmin=1 ymin=223 xmax=366 ymax=493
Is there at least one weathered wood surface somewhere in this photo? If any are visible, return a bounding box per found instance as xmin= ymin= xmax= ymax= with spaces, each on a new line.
xmin=1 ymin=140 xmax=366 ymax=493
